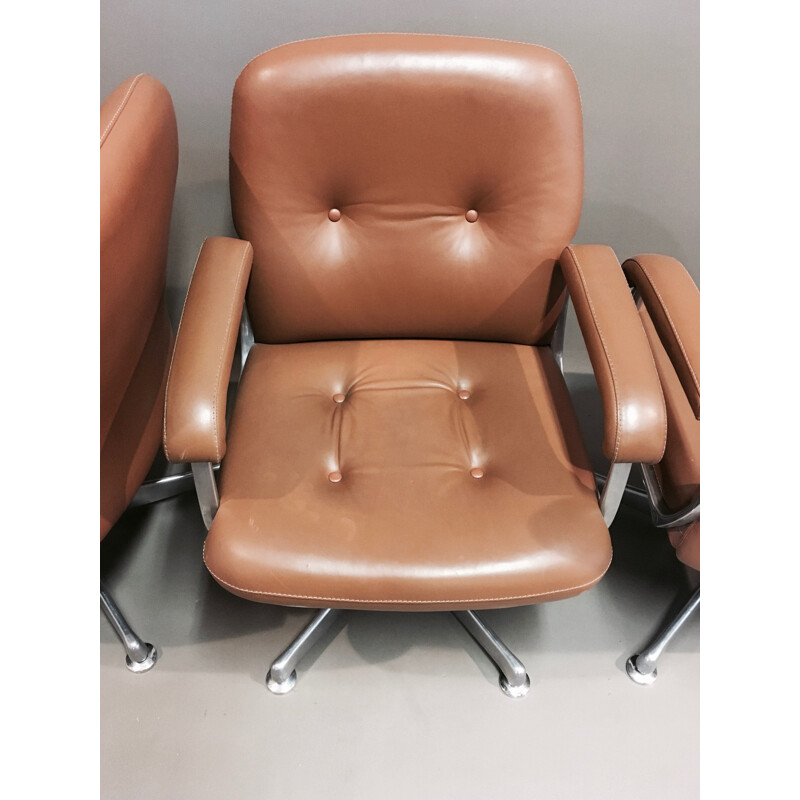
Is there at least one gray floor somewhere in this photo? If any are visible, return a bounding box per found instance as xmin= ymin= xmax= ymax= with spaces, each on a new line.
xmin=101 ymin=470 xmax=699 ymax=798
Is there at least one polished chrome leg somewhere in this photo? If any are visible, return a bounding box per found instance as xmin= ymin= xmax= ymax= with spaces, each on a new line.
xmin=453 ymin=610 xmax=531 ymax=698
xmin=626 ymin=586 xmax=700 ymax=685
xmin=100 ymin=582 xmax=158 ymax=673
xmin=266 ymin=609 xmax=343 ymax=695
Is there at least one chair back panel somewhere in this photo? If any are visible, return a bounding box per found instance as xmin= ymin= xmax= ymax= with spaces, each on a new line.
xmin=230 ymin=35 xmax=583 ymax=345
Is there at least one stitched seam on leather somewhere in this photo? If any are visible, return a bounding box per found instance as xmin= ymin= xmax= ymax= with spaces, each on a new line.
xmin=566 ymin=246 xmax=621 ymax=462
xmin=202 ymin=544 xmax=613 ymax=604
xmin=100 ymin=74 xmax=144 ymax=147
xmin=211 ymin=243 xmax=252 ymax=462
xmin=632 ymin=258 xmax=700 ymax=397
xmin=163 ymin=239 xmax=208 ymax=461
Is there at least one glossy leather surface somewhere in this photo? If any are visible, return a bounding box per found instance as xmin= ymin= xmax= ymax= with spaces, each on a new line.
xmin=163 ymin=237 xmax=253 ymax=463
xmin=230 ymin=34 xmax=583 ymax=345
xmin=204 ymin=340 xmax=612 ymax=609
xmin=559 ymin=245 xmax=667 ymax=464
xmin=631 ymin=257 xmax=700 ymax=572
xmin=623 ymin=255 xmax=700 ymax=418
xmin=100 ymin=75 xmax=178 ymax=538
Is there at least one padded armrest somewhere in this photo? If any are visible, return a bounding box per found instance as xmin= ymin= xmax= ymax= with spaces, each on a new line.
xmin=559 ymin=245 xmax=666 ymax=464
xmin=163 ymin=236 xmax=254 ymax=463
xmin=622 ymin=254 xmax=700 ymax=419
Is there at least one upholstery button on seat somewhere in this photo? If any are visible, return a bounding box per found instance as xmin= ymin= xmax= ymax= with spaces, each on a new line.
xmin=458 ymin=389 xmax=471 ymax=400
xmin=332 ymin=392 xmax=346 ymax=404
xmin=470 ymin=467 xmax=484 ymax=479
xmin=328 ymin=471 xmax=343 ymax=483
xmin=328 ymin=208 xmax=342 ymax=222
xmin=465 ymin=209 xmax=479 ymax=223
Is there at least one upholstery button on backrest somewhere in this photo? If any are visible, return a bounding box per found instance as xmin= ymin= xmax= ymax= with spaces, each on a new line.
xmin=465 ymin=209 xmax=479 ymax=223
xmin=328 ymin=471 xmax=343 ymax=483
xmin=332 ymin=392 xmax=346 ymax=404
xmin=470 ymin=467 xmax=484 ymax=479
xmin=458 ymin=389 xmax=471 ymax=400
xmin=328 ymin=208 xmax=342 ymax=221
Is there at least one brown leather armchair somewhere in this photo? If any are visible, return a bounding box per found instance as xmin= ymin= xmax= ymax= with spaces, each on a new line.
xmin=164 ymin=35 xmax=668 ymax=696
xmin=622 ymin=255 xmax=700 ymax=684
xmin=100 ymin=74 xmax=178 ymax=672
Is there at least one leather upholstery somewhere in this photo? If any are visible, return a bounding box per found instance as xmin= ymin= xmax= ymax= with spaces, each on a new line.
xmin=560 ymin=245 xmax=667 ymax=464
xmin=165 ymin=35 xmax=677 ymax=610
xmin=163 ymin=237 xmax=253 ymax=463
xmin=625 ymin=257 xmax=700 ymax=572
xmin=622 ymin=255 xmax=700 ymax=418
xmin=101 ymin=75 xmax=178 ymax=538
xmin=230 ymin=34 xmax=583 ymax=345
xmin=203 ymin=339 xmax=612 ymax=609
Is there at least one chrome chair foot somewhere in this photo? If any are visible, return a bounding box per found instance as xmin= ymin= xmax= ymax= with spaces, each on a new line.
xmin=625 ymin=655 xmax=657 ymax=685
xmin=453 ymin=610 xmax=531 ymax=698
xmin=100 ymin=581 xmax=158 ymax=674
xmin=266 ymin=608 xmax=343 ymax=695
xmin=626 ymin=586 xmax=699 ymax=686
xmin=500 ymin=673 xmax=532 ymax=698
xmin=126 ymin=642 xmax=159 ymax=673
xmin=266 ymin=668 xmax=297 ymax=695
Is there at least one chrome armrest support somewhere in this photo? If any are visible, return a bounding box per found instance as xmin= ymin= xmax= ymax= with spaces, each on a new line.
xmin=239 ymin=304 xmax=254 ymax=377
xmin=551 ymin=291 xmax=570 ymax=374
xmin=640 ymin=463 xmax=700 ymax=528
xmin=191 ymin=462 xmax=220 ymax=531
xmin=598 ymin=462 xmax=632 ymax=526
xmin=190 ymin=307 xmax=249 ymax=532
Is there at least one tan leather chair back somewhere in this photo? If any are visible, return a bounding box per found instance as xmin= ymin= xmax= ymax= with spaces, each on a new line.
xmin=100 ymin=74 xmax=178 ymax=537
xmin=230 ymin=35 xmax=583 ymax=345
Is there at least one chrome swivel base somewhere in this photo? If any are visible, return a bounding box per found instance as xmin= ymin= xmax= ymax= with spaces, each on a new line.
xmin=265 ymin=607 xmax=531 ymax=697
xmin=626 ymin=586 xmax=700 ymax=686
xmin=100 ymin=581 xmax=159 ymax=673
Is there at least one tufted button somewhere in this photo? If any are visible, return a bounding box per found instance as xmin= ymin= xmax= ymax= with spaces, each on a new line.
xmin=332 ymin=392 xmax=346 ymax=404
xmin=470 ymin=467 xmax=484 ymax=479
xmin=328 ymin=471 xmax=343 ymax=483
xmin=465 ymin=209 xmax=479 ymax=223
xmin=457 ymin=389 xmax=471 ymax=400
xmin=328 ymin=208 xmax=342 ymax=222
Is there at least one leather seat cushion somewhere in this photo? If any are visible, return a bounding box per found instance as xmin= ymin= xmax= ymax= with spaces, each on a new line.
xmin=204 ymin=339 xmax=612 ymax=610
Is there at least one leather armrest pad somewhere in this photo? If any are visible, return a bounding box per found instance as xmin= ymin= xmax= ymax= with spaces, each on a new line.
xmin=163 ymin=237 xmax=253 ymax=463
xmin=559 ymin=245 xmax=666 ymax=464
xmin=622 ymin=254 xmax=700 ymax=419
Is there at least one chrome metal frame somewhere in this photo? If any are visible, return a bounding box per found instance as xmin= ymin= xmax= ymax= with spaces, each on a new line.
xmin=266 ymin=608 xmax=343 ymax=694
xmin=626 ymin=586 xmax=700 ymax=685
xmin=640 ymin=463 xmax=700 ymax=529
xmin=100 ymin=581 xmax=158 ymax=673
xmin=191 ymin=462 xmax=219 ymax=531
xmin=453 ymin=611 xmax=531 ymax=698
xmin=238 ymin=304 xmax=254 ymax=377
xmin=551 ymin=291 xmax=570 ymax=374
xmin=263 ymin=608 xmax=531 ymax=698
xmin=130 ymin=465 xmax=220 ymax=508
xmin=598 ymin=462 xmax=632 ymax=526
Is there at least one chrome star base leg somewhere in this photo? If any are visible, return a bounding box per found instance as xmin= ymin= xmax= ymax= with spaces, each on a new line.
xmin=266 ymin=608 xmax=344 ymax=695
xmin=453 ymin=610 xmax=531 ymax=698
xmin=626 ymin=586 xmax=700 ymax=685
xmin=100 ymin=582 xmax=158 ymax=673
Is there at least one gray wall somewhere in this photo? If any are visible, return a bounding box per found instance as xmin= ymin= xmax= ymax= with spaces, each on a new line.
xmin=101 ymin=0 xmax=699 ymax=328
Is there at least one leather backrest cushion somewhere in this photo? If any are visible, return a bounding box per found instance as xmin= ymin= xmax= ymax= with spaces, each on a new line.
xmin=230 ymin=34 xmax=583 ymax=345
xmin=100 ymin=74 xmax=178 ymax=446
